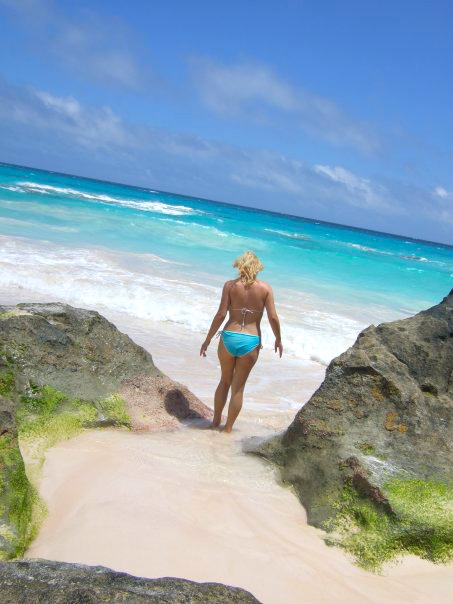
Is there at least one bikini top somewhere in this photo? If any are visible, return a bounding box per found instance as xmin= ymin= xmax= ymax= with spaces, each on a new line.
xmin=229 ymin=306 xmax=264 ymax=328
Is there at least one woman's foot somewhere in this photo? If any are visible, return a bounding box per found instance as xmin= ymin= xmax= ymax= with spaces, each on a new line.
xmin=209 ymin=419 xmax=221 ymax=430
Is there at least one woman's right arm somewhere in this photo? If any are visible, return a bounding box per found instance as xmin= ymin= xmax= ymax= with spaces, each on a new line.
xmin=265 ymin=285 xmax=283 ymax=357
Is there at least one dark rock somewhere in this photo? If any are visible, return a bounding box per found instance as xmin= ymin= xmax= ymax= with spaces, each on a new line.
xmin=0 ymin=302 xmax=213 ymax=429
xmin=0 ymin=303 xmax=160 ymax=401
xmin=0 ymin=558 xmax=262 ymax=603
xmin=252 ymin=289 xmax=453 ymax=526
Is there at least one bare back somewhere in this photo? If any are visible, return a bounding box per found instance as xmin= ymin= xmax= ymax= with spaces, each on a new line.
xmin=223 ymin=279 xmax=270 ymax=336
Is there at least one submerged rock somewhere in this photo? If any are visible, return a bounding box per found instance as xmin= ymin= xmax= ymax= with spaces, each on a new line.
xmin=0 ymin=559 xmax=262 ymax=603
xmin=252 ymin=289 xmax=453 ymax=567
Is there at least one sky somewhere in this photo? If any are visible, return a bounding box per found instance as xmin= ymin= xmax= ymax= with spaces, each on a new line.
xmin=0 ymin=0 xmax=452 ymax=245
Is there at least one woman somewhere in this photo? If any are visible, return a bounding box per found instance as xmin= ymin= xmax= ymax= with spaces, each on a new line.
xmin=200 ymin=251 xmax=283 ymax=432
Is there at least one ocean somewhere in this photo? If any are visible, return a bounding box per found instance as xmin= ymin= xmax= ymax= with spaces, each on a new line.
xmin=1 ymin=161 xmax=452 ymax=367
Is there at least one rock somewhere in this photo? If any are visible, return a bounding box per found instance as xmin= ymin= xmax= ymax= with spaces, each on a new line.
xmin=0 ymin=558 xmax=262 ymax=603
xmin=120 ymin=374 xmax=215 ymax=431
xmin=0 ymin=302 xmax=212 ymax=430
xmin=0 ymin=395 xmax=15 ymax=436
xmin=0 ymin=302 xmax=213 ymax=560
xmin=0 ymin=302 xmax=159 ymax=401
xmin=0 ymin=394 xmax=35 ymax=561
xmin=252 ymin=289 xmax=453 ymax=527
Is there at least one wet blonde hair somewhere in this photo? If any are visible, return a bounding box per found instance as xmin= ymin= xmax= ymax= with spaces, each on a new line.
xmin=233 ymin=251 xmax=264 ymax=286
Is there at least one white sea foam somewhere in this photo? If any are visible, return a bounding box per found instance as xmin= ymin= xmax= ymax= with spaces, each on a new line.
xmin=0 ymin=216 xmax=79 ymax=232
xmin=0 ymin=235 xmax=368 ymax=365
xmin=264 ymin=228 xmax=309 ymax=240
xmin=401 ymin=255 xmax=428 ymax=262
xmin=344 ymin=243 xmax=446 ymax=267
xmin=344 ymin=242 xmax=394 ymax=255
xmin=158 ymin=218 xmax=187 ymax=225
xmin=0 ymin=185 xmax=25 ymax=192
xmin=16 ymin=181 xmax=203 ymax=216
xmin=157 ymin=220 xmax=266 ymax=252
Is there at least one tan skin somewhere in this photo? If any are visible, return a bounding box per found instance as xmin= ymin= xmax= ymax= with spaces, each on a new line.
xmin=200 ymin=277 xmax=283 ymax=432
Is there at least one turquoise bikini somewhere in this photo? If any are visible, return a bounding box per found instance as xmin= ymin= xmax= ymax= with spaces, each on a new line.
xmin=221 ymin=330 xmax=261 ymax=357
xmin=218 ymin=307 xmax=262 ymax=358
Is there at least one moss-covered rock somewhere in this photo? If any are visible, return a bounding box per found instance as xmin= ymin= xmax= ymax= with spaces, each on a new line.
xmin=0 ymin=395 xmax=44 ymax=560
xmin=0 ymin=302 xmax=160 ymax=402
xmin=251 ymin=289 xmax=453 ymax=570
xmin=0 ymin=302 xmax=212 ymax=560
xmin=324 ymin=478 xmax=453 ymax=571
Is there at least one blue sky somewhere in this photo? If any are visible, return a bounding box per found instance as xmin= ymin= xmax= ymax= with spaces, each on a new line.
xmin=0 ymin=0 xmax=452 ymax=244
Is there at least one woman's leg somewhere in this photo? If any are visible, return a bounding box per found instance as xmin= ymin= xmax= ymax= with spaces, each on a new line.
xmin=212 ymin=339 xmax=236 ymax=427
xmin=224 ymin=347 xmax=259 ymax=433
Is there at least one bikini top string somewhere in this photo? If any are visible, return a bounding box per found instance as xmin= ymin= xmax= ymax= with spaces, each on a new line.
xmin=216 ymin=308 xmax=263 ymax=337
xmin=230 ymin=307 xmax=261 ymax=330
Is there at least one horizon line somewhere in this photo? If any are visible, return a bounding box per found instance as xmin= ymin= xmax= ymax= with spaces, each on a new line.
xmin=1 ymin=160 xmax=451 ymax=249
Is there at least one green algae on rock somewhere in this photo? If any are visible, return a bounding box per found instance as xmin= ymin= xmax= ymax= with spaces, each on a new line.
xmin=0 ymin=559 xmax=262 ymax=603
xmin=18 ymin=384 xmax=131 ymax=482
xmin=324 ymin=479 xmax=453 ymax=571
xmin=0 ymin=395 xmax=45 ymax=560
xmin=251 ymin=289 xmax=453 ymax=570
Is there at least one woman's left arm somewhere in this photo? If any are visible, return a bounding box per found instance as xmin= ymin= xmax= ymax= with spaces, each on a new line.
xmin=200 ymin=281 xmax=231 ymax=356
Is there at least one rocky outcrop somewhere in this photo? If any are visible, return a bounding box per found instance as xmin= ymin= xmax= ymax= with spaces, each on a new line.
xmin=0 ymin=302 xmax=213 ymax=560
xmin=252 ymin=289 xmax=453 ymax=531
xmin=0 ymin=559 xmax=261 ymax=603
xmin=0 ymin=302 xmax=212 ymax=431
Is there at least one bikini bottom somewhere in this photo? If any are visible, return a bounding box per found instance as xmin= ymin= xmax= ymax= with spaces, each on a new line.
xmin=220 ymin=330 xmax=260 ymax=358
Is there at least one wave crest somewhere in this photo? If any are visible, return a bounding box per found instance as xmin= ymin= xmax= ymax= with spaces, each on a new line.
xmin=15 ymin=181 xmax=203 ymax=216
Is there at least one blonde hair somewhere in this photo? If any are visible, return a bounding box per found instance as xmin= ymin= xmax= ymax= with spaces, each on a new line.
xmin=233 ymin=251 xmax=263 ymax=286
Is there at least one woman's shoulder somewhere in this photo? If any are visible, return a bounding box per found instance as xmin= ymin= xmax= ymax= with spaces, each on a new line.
xmin=255 ymin=279 xmax=271 ymax=291
xmin=224 ymin=278 xmax=238 ymax=288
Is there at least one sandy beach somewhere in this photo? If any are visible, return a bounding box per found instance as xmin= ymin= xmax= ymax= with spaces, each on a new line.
xmin=24 ymin=417 xmax=453 ymax=604
xmin=5 ymin=285 xmax=451 ymax=603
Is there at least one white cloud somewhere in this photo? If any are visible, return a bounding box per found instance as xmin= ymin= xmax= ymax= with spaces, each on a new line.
xmin=3 ymin=81 xmax=452 ymax=240
xmin=432 ymin=186 xmax=453 ymax=224
xmin=314 ymin=164 xmax=398 ymax=212
xmin=0 ymin=0 xmax=146 ymax=90
xmin=194 ymin=61 xmax=298 ymax=114
xmin=191 ymin=59 xmax=380 ymax=153
xmin=434 ymin=186 xmax=450 ymax=199
xmin=0 ymin=86 xmax=133 ymax=150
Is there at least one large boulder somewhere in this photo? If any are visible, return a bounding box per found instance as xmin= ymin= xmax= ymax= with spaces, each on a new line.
xmin=0 ymin=559 xmax=261 ymax=603
xmin=252 ymin=289 xmax=453 ymax=567
xmin=0 ymin=302 xmax=212 ymax=430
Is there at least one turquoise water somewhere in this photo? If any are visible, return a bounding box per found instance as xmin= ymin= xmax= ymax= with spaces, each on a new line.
xmin=0 ymin=162 xmax=451 ymax=364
